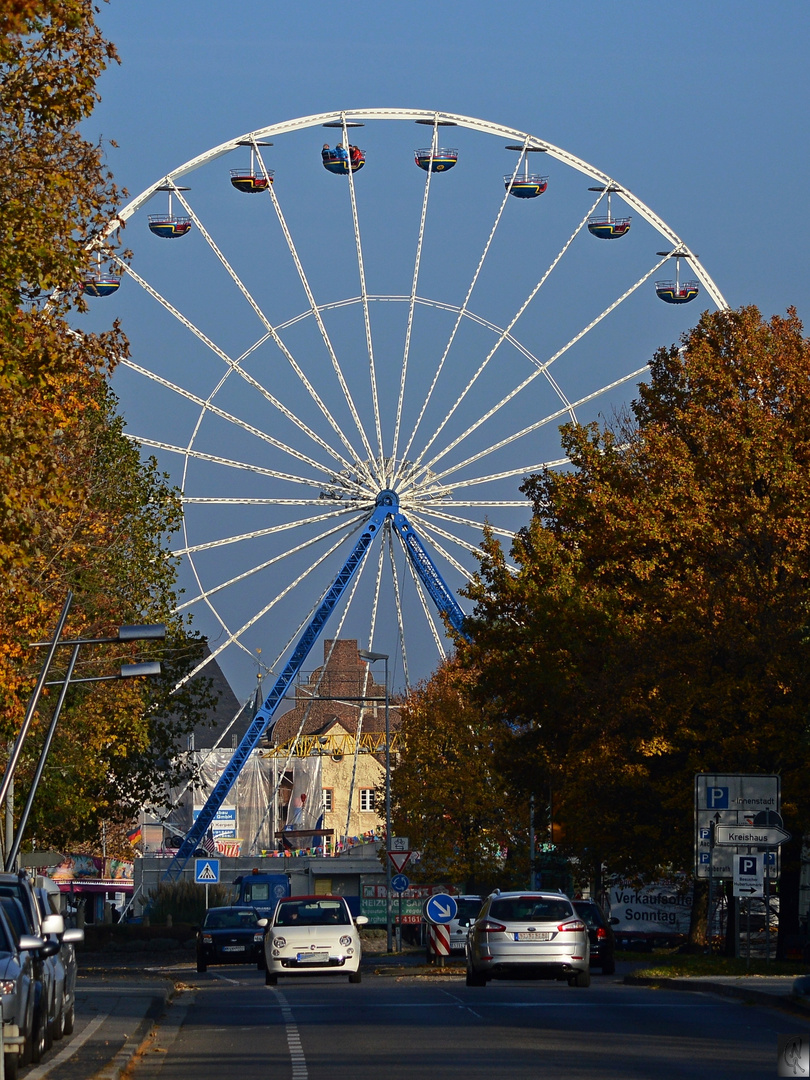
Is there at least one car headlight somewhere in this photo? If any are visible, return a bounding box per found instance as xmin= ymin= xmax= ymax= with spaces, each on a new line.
xmin=339 ymin=935 xmax=352 ymax=947
xmin=273 ymin=936 xmax=286 ymax=948
xmin=0 ymin=980 xmax=14 ymax=995
xmin=202 ymin=934 xmax=213 ymax=944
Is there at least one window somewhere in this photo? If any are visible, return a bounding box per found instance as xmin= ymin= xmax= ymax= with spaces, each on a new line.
xmin=360 ymin=788 xmax=375 ymax=812
xmin=323 ymin=788 xmax=333 ymax=812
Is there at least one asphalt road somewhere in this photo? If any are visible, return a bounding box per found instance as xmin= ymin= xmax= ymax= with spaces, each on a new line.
xmin=115 ymin=965 xmax=807 ymax=1080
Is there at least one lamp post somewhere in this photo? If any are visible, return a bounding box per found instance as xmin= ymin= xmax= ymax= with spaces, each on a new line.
xmin=358 ymin=649 xmax=392 ymax=953
xmin=2 ymin=599 xmax=166 ymax=870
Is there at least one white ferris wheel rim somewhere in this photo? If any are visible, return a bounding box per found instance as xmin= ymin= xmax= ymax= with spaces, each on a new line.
xmin=105 ymin=107 xmax=727 ymax=695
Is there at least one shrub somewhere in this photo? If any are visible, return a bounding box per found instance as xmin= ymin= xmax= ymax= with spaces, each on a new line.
xmin=146 ymin=880 xmax=231 ymax=925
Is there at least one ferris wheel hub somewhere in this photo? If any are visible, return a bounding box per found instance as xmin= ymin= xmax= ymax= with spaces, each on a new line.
xmin=375 ymin=488 xmax=400 ymax=510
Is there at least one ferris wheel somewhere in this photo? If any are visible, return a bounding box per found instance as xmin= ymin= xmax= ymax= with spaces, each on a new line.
xmin=85 ymin=107 xmax=726 ymax=709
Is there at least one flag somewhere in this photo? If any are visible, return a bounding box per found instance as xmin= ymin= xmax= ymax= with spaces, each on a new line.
xmin=202 ymin=829 xmax=216 ymax=854
xmin=126 ymin=825 xmax=142 ymax=846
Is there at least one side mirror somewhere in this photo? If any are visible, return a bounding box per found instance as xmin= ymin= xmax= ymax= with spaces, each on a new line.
xmin=62 ymin=928 xmax=84 ymax=944
xmin=355 ymin=915 xmax=369 ymax=926
xmin=39 ymin=938 xmax=60 ymax=958
xmin=19 ymin=934 xmax=46 ymax=952
xmin=609 ymin=917 xmax=620 ymax=925
xmin=257 ymin=918 xmax=268 ymax=928
xmin=42 ymin=913 xmax=65 ymax=936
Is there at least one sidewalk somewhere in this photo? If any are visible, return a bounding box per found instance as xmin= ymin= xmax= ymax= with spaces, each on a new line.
xmin=625 ymin=972 xmax=810 ymax=1017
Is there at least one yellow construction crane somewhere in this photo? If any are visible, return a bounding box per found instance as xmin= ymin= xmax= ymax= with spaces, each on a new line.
xmin=261 ymin=730 xmax=401 ymax=760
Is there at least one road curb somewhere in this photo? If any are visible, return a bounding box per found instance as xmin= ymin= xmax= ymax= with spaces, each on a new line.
xmin=624 ymin=975 xmax=810 ymax=1017
xmin=90 ymin=985 xmax=172 ymax=1080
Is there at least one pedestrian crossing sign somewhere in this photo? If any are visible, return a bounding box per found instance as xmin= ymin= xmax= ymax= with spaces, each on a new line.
xmin=195 ymin=858 xmax=220 ymax=884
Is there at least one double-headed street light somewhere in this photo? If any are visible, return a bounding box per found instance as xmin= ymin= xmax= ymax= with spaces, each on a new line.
xmin=358 ymin=649 xmax=392 ymax=953
xmin=1 ymin=591 xmax=166 ymax=869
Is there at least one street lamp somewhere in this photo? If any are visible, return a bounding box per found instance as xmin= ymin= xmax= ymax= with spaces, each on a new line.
xmin=358 ymin=649 xmax=392 ymax=953
xmin=1 ymin=590 xmax=166 ymax=870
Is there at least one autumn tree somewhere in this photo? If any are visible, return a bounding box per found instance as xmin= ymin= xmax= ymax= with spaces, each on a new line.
xmin=391 ymin=658 xmax=525 ymax=893
xmin=460 ymin=307 xmax=810 ymax=922
xmin=0 ymin=3 xmax=214 ymax=854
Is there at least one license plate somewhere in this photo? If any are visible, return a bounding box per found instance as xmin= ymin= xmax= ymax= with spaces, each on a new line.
xmin=222 ymin=945 xmax=246 ymax=952
xmin=515 ymin=932 xmax=552 ymax=941
xmin=297 ymin=951 xmax=329 ymax=963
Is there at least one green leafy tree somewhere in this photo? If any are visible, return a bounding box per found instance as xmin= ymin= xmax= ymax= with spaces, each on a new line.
xmin=461 ymin=307 xmax=810 ymax=946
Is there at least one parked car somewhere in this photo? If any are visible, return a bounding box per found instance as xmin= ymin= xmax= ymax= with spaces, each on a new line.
xmin=448 ymin=896 xmax=483 ymax=955
xmin=0 ymin=872 xmax=66 ymax=1058
xmin=465 ymin=890 xmax=590 ymax=987
xmin=572 ymin=899 xmax=618 ymax=975
xmin=264 ymin=895 xmax=368 ymax=985
xmin=196 ymin=906 xmax=267 ymax=972
xmin=34 ymin=882 xmax=83 ymax=1036
xmin=0 ymin=904 xmax=44 ymax=1079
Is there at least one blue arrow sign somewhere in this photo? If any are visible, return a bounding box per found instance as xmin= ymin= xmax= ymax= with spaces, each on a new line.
xmin=424 ymin=893 xmax=457 ymax=924
xmin=391 ymin=874 xmax=410 ymax=893
xmin=195 ymin=858 xmax=220 ymax=884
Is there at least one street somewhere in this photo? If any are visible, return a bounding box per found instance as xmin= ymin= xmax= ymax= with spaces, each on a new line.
xmin=32 ymin=961 xmax=803 ymax=1080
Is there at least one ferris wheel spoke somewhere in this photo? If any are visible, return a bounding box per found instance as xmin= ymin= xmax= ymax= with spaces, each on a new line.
xmin=127 ymin=435 xmax=331 ymax=490
xmin=390 ymin=124 xmax=439 ymax=466
xmin=174 ymin=515 xmax=369 ymax=688
xmin=175 ymin=512 xmax=367 ymax=613
xmin=340 ymin=120 xmax=384 ymax=465
xmin=113 ymin=255 xmax=362 ymax=476
xmin=396 ymin=142 xmax=528 ymax=474
xmin=424 ymin=257 xmax=668 ymax=474
xmin=399 ymin=547 xmax=446 ymax=664
xmin=170 ymin=184 xmax=370 ymax=474
xmin=182 ymin=497 xmax=334 ymax=506
xmin=410 ymin=505 xmax=515 ymax=542
xmin=428 ymin=364 xmax=649 ymax=484
xmin=407 ymin=512 xmax=482 ymax=575
xmin=427 ymin=499 xmax=528 ymax=508
xmin=174 ymin=506 xmax=364 ymax=557
xmin=120 ymin=357 xmax=339 ymax=479
xmin=446 ymin=458 xmax=569 ymax=492
xmin=265 ymin=176 xmax=379 ymax=478
xmin=410 ymin=192 xmax=604 ymax=474
xmin=385 ymin=525 xmax=410 ymax=690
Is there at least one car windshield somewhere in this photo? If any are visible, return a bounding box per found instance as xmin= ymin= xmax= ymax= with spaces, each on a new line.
xmin=244 ymin=883 xmax=270 ymax=902
xmin=573 ymin=903 xmax=604 ymax=929
xmin=489 ymin=897 xmax=573 ymax=923
xmin=203 ymin=909 xmax=259 ymax=930
xmin=275 ymin=900 xmax=349 ymax=927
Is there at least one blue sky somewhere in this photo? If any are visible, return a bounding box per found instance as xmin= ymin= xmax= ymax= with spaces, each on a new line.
xmin=82 ymin=0 xmax=810 ymax=699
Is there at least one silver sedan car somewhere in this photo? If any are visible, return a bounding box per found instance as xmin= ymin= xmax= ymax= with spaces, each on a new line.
xmin=466 ymin=891 xmax=590 ymax=987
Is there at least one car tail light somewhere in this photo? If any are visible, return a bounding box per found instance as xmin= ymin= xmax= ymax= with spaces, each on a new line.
xmin=0 ymin=980 xmax=14 ymax=994
xmin=597 ymin=927 xmax=607 ymax=939
xmin=202 ymin=934 xmax=213 ymax=943
xmin=479 ymin=920 xmax=507 ymax=933
xmin=253 ymin=933 xmax=264 ymax=943
xmin=557 ymin=919 xmax=586 ymax=932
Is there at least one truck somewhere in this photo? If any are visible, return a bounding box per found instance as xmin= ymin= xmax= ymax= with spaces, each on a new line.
xmin=230 ymin=872 xmax=290 ymax=915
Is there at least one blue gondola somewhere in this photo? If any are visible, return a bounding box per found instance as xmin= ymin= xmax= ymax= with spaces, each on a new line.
xmin=82 ymin=274 xmax=120 ymax=297
xmin=587 ymin=184 xmax=631 ymax=239
xmin=322 ymin=148 xmax=365 ymax=174
xmin=655 ymin=253 xmax=699 ymax=304
xmin=230 ymin=141 xmax=274 ymax=193
xmin=504 ymin=144 xmax=548 ymax=199
xmin=148 ymin=186 xmax=192 ymax=238
xmin=415 ymin=147 xmax=458 ymax=172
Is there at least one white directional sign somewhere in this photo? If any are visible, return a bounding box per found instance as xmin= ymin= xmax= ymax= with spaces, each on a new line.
xmin=733 ymin=854 xmax=763 ymax=898
xmin=694 ymin=774 xmax=780 ymax=879
xmin=715 ymin=824 xmax=790 ymax=847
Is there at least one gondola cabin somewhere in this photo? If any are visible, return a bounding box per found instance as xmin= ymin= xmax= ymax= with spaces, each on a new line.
xmin=231 ymin=141 xmax=274 ymax=192
xmin=321 ymin=148 xmax=365 ymax=174
xmin=587 ymin=217 xmax=631 ymax=239
xmin=82 ymin=274 xmax=120 ymax=297
xmin=505 ymin=175 xmax=548 ymax=199
xmin=655 ymin=280 xmax=699 ymax=304
xmin=148 ymin=215 xmax=192 ymax=238
xmin=415 ymin=148 xmax=458 ymax=172
xmin=230 ymin=169 xmax=273 ymax=193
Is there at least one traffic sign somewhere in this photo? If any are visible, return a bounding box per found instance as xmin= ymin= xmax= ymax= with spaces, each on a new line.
xmin=423 ymin=893 xmax=457 ymax=924
xmin=195 ymin=858 xmax=220 ymax=884
xmin=733 ymin=854 xmax=763 ymax=898
xmin=388 ymin=850 xmax=412 ymax=873
xmin=715 ymin=824 xmax=790 ymax=847
xmin=391 ymin=874 xmax=410 ymax=893
xmin=390 ymin=837 xmax=410 ymax=851
xmin=694 ymin=774 xmax=781 ymax=879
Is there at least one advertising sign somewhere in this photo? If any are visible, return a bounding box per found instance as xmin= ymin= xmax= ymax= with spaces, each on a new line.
xmin=607 ymin=879 xmax=693 ymax=936
xmin=193 ymin=805 xmax=237 ymax=839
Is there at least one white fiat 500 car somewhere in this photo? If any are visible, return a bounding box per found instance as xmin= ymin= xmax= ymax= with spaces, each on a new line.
xmin=466 ymin=890 xmax=590 ymax=987
xmin=264 ymin=896 xmax=367 ymax=984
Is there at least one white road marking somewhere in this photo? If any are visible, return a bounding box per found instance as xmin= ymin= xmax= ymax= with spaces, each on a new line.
xmin=23 ymin=1013 xmax=108 ymax=1079
xmin=270 ymin=987 xmax=309 ymax=1079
